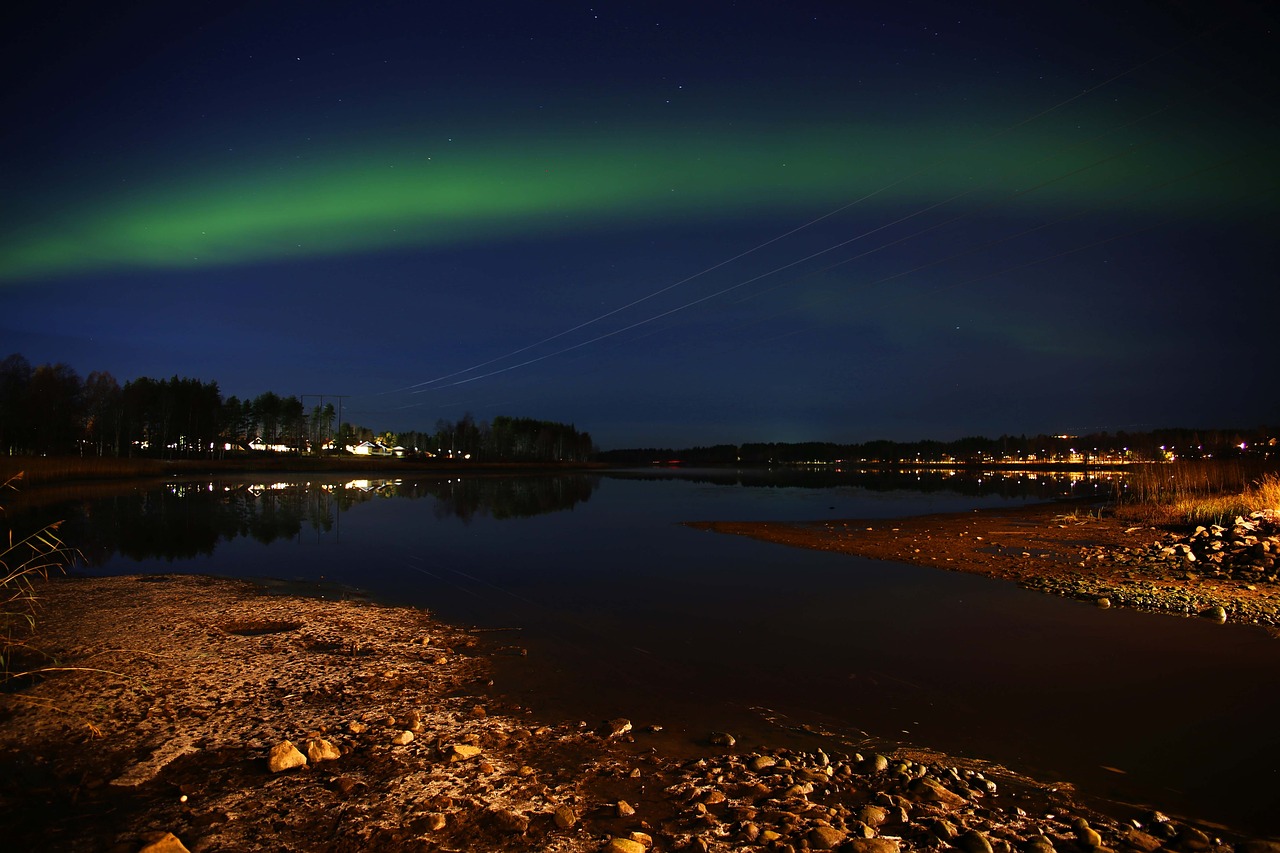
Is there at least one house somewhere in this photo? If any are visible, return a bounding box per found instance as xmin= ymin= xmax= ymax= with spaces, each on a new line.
xmin=347 ymin=440 xmax=392 ymax=457
xmin=248 ymin=436 xmax=293 ymax=453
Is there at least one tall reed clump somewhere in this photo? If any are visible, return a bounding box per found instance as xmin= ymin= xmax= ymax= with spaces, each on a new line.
xmin=1 ymin=473 xmax=80 ymax=678
xmin=1119 ymin=460 xmax=1280 ymax=527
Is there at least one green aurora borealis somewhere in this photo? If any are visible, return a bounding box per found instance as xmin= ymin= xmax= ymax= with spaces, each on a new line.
xmin=3 ymin=0 xmax=1277 ymax=447
xmin=2 ymin=114 xmax=1263 ymax=282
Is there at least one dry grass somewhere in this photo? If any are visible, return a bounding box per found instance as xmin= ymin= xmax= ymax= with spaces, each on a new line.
xmin=0 ymin=456 xmax=172 ymax=486
xmin=1117 ymin=461 xmax=1280 ymax=527
xmin=1 ymin=474 xmax=81 ymax=677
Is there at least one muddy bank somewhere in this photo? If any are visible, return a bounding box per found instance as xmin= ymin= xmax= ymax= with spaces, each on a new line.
xmin=2 ymin=574 xmax=1278 ymax=851
xmin=687 ymin=501 xmax=1280 ymax=633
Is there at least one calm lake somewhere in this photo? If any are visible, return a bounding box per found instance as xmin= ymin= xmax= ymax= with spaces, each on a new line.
xmin=17 ymin=469 xmax=1280 ymax=835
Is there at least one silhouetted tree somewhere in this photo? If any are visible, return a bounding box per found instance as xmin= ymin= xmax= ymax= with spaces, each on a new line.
xmin=0 ymin=353 xmax=33 ymax=454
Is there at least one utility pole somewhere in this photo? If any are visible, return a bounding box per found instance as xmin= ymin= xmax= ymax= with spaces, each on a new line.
xmin=301 ymin=394 xmax=347 ymax=453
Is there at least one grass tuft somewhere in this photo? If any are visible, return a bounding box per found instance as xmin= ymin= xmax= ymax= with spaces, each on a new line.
xmin=1 ymin=473 xmax=81 ymax=678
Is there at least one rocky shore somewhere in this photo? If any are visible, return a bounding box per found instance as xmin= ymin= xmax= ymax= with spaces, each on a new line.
xmin=690 ymin=502 xmax=1280 ymax=634
xmin=2 ymin=519 xmax=1280 ymax=851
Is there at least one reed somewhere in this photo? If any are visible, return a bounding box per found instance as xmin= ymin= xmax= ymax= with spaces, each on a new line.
xmin=1118 ymin=461 xmax=1280 ymax=527
xmin=1 ymin=474 xmax=81 ymax=677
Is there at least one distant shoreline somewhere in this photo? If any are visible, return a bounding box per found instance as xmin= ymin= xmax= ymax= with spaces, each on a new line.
xmin=0 ymin=454 xmax=608 ymax=488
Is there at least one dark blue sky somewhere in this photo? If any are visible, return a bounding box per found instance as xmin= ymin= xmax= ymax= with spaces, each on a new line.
xmin=2 ymin=1 xmax=1276 ymax=447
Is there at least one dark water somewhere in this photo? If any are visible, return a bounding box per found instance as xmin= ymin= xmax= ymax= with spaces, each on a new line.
xmin=12 ymin=469 xmax=1280 ymax=835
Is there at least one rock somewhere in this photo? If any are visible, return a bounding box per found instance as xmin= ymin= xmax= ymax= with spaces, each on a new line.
xmin=809 ymin=825 xmax=847 ymax=850
xmin=391 ymin=730 xmax=414 ymax=746
xmin=347 ymin=720 xmax=368 ymax=734
xmin=957 ymin=829 xmax=995 ymax=853
xmin=1072 ymin=818 xmax=1103 ymax=849
xmin=1024 ymin=835 xmax=1054 ymax=853
xmin=906 ymin=776 xmax=967 ymax=807
xmin=447 ymin=743 xmax=482 ymax=761
xmin=600 ymin=718 xmax=633 ymax=737
xmin=1200 ymin=605 xmax=1227 ymax=622
xmin=709 ymin=731 xmax=736 ymax=747
xmin=305 ymin=737 xmax=341 ymax=763
xmin=926 ymin=818 xmax=960 ymax=840
xmin=604 ymin=839 xmax=646 ymax=853
xmin=1096 ymin=597 xmax=1112 ymax=608
xmin=553 ymin=805 xmax=578 ymax=829
xmin=488 ymin=807 xmax=529 ymax=833
xmin=629 ymin=831 xmax=654 ymax=847
xmin=782 ymin=781 xmax=814 ymax=798
xmin=866 ymin=753 xmax=890 ymax=772
xmin=1121 ymin=829 xmax=1161 ymax=852
xmin=267 ymin=741 xmax=307 ymax=773
xmin=855 ymin=805 xmax=889 ymax=827
xmin=616 ymin=800 xmax=637 ymax=817
xmin=845 ymin=839 xmax=901 ymax=853
xmin=332 ymin=775 xmax=363 ymax=797
xmin=748 ymin=754 xmax=778 ymax=772
xmin=1174 ymin=825 xmax=1212 ymax=851
xmin=137 ymin=832 xmax=191 ymax=853
xmin=425 ymin=813 xmax=447 ymax=831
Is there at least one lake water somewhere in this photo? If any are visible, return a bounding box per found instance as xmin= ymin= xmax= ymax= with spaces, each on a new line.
xmin=15 ymin=469 xmax=1280 ymax=835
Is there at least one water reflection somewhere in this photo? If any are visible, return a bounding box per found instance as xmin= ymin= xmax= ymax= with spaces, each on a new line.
xmin=3 ymin=469 xmax=1124 ymax=567
xmin=611 ymin=466 xmax=1124 ymax=500
xmin=10 ymin=474 xmax=601 ymax=565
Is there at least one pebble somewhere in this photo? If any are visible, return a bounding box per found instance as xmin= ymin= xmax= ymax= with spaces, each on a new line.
xmin=391 ymin=730 xmax=414 ymax=746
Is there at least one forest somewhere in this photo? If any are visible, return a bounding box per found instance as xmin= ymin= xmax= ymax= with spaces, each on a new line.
xmin=0 ymin=354 xmax=594 ymax=462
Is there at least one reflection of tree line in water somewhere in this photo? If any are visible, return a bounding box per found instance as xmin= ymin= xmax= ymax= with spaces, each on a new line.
xmin=12 ymin=470 xmax=1105 ymax=566
xmin=607 ymin=468 xmax=1121 ymax=499
xmin=37 ymin=475 xmax=602 ymax=564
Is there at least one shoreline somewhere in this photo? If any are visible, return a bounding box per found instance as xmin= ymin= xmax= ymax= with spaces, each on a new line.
xmin=0 ymin=455 xmax=608 ymax=490
xmin=2 ymin=506 xmax=1279 ymax=850
xmin=688 ymin=501 xmax=1280 ymax=634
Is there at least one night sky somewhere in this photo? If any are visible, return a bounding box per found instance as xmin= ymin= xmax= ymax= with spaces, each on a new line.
xmin=3 ymin=2 xmax=1276 ymax=448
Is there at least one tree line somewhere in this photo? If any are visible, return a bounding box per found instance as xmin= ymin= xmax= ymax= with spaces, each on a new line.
xmin=598 ymin=427 xmax=1277 ymax=466
xmin=0 ymin=353 xmax=594 ymax=462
